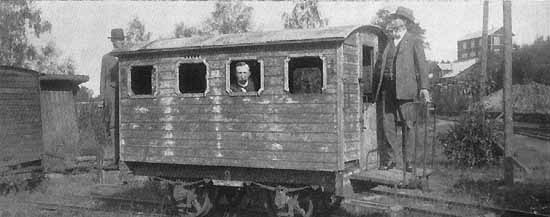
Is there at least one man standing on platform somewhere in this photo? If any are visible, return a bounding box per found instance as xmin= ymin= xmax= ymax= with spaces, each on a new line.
xmin=377 ymin=6 xmax=431 ymax=172
xmin=100 ymin=28 xmax=124 ymax=168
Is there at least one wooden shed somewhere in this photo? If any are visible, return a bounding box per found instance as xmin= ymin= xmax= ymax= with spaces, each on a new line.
xmin=113 ymin=25 xmax=384 ymax=195
xmin=0 ymin=66 xmax=43 ymax=168
xmin=40 ymin=74 xmax=89 ymax=171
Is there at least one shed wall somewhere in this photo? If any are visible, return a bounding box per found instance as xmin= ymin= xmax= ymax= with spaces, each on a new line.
xmin=0 ymin=68 xmax=43 ymax=166
xmin=119 ymin=43 xmax=340 ymax=171
xmin=40 ymin=88 xmax=80 ymax=171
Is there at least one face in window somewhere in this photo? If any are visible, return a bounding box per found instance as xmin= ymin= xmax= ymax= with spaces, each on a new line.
xmin=235 ymin=64 xmax=251 ymax=85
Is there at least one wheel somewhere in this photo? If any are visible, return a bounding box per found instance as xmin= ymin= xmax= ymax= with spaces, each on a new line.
xmin=173 ymin=184 xmax=214 ymax=217
xmin=211 ymin=186 xmax=247 ymax=217
xmin=264 ymin=189 xmax=315 ymax=217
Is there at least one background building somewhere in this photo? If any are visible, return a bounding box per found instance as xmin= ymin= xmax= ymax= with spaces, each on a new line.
xmin=457 ymin=27 xmax=505 ymax=61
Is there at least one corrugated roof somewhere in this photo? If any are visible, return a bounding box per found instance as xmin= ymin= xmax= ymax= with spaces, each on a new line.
xmin=113 ymin=25 xmax=383 ymax=55
xmin=458 ymin=27 xmax=503 ymax=41
xmin=440 ymin=58 xmax=478 ymax=78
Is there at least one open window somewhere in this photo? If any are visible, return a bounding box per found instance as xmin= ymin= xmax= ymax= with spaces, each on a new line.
xmin=362 ymin=45 xmax=374 ymax=102
xmin=177 ymin=61 xmax=208 ymax=96
xmin=225 ymin=58 xmax=264 ymax=96
xmin=130 ymin=65 xmax=154 ymax=96
xmin=284 ymin=56 xmax=327 ymax=94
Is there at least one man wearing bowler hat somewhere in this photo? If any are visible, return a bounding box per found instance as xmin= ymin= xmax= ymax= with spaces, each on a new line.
xmin=377 ymin=6 xmax=431 ymax=172
xmin=100 ymin=28 xmax=125 ymax=168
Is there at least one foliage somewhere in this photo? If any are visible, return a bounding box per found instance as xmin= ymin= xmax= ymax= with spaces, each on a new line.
xmin=453 ymin=178 xmax=550 ymax=214
xmin=125 ymin=16 xmax=152 ymax=46
xmin=282 ymin=0 xmax=328 ymax=29
xmin=371 ymin=8 xmax=429 ymax=49
xmin=203 ymin=1 xmax=253 ymax=35
xmin=501 ymin=36 xmax=550 ymax=87
xmin=75 ymin=86 xmax=94 ymax=102
xmin=27 ymin=41 xmax=76 ymax=75
xmin=173 ymin=22 xmax=208 ymax=38
xmin=0 ymin=0 xmax=78 ymax=75
xmin=0 ymin=0 xmax=51 ymax=66
xmin=438 ymin=106 xmax=502 ymax=167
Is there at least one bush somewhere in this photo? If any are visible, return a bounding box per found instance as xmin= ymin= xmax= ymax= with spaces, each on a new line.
xmin=438 ymin=106 xmax=503 ymax=167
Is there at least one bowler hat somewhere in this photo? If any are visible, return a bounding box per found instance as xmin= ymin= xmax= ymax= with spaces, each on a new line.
xmin=391 ymin=6 xmax=415 ymax=23
xmin=108 ymin=28 xmax=124 ymax=40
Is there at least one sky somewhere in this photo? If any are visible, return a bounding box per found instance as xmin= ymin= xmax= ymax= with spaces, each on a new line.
xmin=34 ymin=0 xmax=550 ymax=96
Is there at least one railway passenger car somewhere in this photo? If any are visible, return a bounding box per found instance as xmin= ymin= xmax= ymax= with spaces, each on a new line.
xmin=0 ymin=66 xmax=44 ymax=193
xmin=112 ymin=25 xmax=385 ymax=216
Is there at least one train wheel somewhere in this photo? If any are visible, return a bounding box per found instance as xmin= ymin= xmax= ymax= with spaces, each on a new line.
xmin=173 ymin=184 xmax=214 ymax=217
xmin=264 ymin=188 xmax=315 ymax=217
xmin=211 ymin=187 xmax=248 ymax=217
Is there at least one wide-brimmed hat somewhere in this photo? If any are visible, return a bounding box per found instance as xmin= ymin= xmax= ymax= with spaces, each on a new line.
xmin=391 ymin=6 xmax=415 ymax=23
xmin=108 ymin=28 xmax=124 ymax=40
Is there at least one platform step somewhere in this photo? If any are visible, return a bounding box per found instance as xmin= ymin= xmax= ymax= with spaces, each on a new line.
xmin=350 ymin=168 xmax=432 ymax=189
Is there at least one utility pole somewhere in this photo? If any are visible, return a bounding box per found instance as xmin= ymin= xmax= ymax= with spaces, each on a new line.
xmin=480 ymin=0 xmax=489 ymax=99
xmin=503 ymin=0 xmax=514 ymax=186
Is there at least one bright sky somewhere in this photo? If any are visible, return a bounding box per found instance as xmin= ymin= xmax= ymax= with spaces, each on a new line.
xmin=35 ymin=0 xmax=550 ymax=96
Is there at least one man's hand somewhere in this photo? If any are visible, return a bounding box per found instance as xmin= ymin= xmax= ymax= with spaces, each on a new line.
xmin=420 ymin=89 xmax=431 ymax=103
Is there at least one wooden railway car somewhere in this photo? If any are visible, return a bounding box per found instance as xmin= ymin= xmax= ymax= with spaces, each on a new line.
xmin=0 ymin=66 xmax=44 ymax=193
xmin=112 ymin=25 xmax=387 ymax=216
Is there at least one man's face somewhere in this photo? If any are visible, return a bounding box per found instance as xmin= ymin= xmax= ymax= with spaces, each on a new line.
xmin=235 ymin=65 xmax=251 ymax=84
xmin=387 ymin=18 xmax=406 ymax=39
xmin=111 ymin=39 xmax=124 ymax=49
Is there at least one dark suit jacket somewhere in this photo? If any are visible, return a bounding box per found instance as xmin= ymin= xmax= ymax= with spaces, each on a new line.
xmin=230 ymin=79 xmax=257 ymax=93
xmin=384 ymin=32 xmax=429 ymax=100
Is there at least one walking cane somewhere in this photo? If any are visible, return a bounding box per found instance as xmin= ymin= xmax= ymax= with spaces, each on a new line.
xmin=422 ymin=102 xmax=429 ymax=190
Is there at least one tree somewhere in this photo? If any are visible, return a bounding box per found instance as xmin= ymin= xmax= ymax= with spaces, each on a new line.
xmin=0 ymin=0 xmax=51 ymax=67
xmin=173 ymin=22 xmax=208 ymax=38
xmin=203 ymin=1 xmax=253 ymax=35
xmin=75 ymin=86 xmax=94 ymax=102
xmin=125 ymin=16 xmax=152 ymax=46
xmin=371 ymin=8 xmax=429 ymax=48
xmin=27 ymin=41 xmax=76 ymax=75
xmin=282 ymin=0 xmax=328 ymax=29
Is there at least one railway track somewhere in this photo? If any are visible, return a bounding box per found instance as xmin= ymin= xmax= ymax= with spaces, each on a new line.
xmin=348 ymin=188 xmax=550 ymax=217
xmin=514 ymin=126 xmax=550 ymax=141
xmin=3 ymin=186 xmax=549 ymax=217
xmin=4 ymin=198 xmax=171 ymax=217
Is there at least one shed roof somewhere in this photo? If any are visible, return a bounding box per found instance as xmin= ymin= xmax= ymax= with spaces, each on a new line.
xmin=40 ymin=74 xmax=89 ymax=85
xmin=483 ymin=82 xmax=550 ymax=114
xmin=112 ymin=25 xmax=383 ymax=56
xmin=0 ymin=65 xmax=40 ymax=76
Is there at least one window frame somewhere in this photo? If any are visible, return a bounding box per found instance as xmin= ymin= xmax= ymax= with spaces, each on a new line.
xmin=175 ymin=59 xmax=210 ymax=97
xmin=283 ymin=54 xmax=327 ymax=93
xmin=127 ymin=64 xmax=158 ymax=98
xmin=225 ymin=57 xmax=264 ymax=96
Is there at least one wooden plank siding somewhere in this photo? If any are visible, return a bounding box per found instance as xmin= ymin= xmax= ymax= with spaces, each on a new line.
xmin=0 ymin=67 xmax=43 ymax=166
xmin=341 ymin=32 xmax=362 ymax=163
xmin=357 ymin=31 xmax=381 ymax=170
xmin=40 ymin=90 xmax=80 ymax=171
xmin=118 ymin=45 xmax=340 ymax=171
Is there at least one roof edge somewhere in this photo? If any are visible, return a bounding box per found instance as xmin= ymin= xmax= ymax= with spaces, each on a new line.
xmin=0 ymin=65 xmax=41 ymax=75
xmin=112 ymin=25 xmax=386 ymax=58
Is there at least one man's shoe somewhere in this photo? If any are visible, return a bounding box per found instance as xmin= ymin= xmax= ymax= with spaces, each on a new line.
xmin=405 ymin=163 xmax=413 ymax=173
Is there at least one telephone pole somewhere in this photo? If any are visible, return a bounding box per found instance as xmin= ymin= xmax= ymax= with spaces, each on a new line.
xmin=480 ymin=0 xmax=489 ymax=98
xmin=503 ymin=0 xmax=514 ymax=186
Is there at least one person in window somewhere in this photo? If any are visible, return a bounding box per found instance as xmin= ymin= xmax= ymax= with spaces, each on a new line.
xmin=230 ymin=62 xmax=257 ymax=93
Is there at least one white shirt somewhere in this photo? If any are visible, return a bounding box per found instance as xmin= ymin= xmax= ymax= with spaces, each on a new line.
xmin=238 ymin=80 xmax=249 ymax=92
xmin=393 ymin=29 xmax=407 ymax=47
